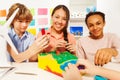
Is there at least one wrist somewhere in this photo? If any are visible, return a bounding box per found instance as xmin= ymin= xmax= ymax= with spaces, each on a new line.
xmin=112 ymin=49 xmax=118 ymax=57
xmin=94 ymin=66 xmax=104 ymax=76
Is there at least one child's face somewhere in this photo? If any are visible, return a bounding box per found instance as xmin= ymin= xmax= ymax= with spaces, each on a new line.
xmin=13 ymin=19 xmax=30 ymax=34
xmin=87 ymin=15 xmax=105 ymax=39
xmin=51 ymin=8 xmax=67 ymax=32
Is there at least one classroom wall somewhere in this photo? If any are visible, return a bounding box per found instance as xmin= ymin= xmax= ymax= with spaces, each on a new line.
xmin=97 ymin=0 xmax=120 ymax=37
xmin=1 ymin=0 xmax=119 ymax=37
xmin=0 ymin=0 xmax=69 ymax=35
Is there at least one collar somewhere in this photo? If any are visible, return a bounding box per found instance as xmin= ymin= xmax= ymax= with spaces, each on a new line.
xmin=11 ymin=28 xmax=28 ymax=39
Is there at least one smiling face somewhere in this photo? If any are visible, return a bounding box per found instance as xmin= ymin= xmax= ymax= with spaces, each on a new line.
xmin=51 ymin=8 xmax=67 ymax=33
xmin=86 ymin=14 xmax=105 ymax=39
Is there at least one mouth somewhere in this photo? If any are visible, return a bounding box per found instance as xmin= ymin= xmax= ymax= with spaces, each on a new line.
xmin=93 ymin=29 xmax=100 ymax=34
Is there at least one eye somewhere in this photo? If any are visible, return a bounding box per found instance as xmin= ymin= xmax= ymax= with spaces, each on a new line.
xmin=63 ymin=18 xmax=67 ymax=21
xmin=26 ymin=20 xmax=30 ymax=23
xmin=88 ymin=24 xmax=93 ymax=28
xmin=96 ymin=22 xmax=101 ymax=25
xmin=18 ymin=20 xmax=23 ymax=23
xmin=55 ymin=16 xmax=59 ymax=19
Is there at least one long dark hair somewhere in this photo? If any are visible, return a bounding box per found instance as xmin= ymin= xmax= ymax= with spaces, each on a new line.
xmin=51 ymin=5 xmax=70 ymax=42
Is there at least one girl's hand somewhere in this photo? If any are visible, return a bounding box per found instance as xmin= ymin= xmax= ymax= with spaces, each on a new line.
xmin=55 ymin=40 xmax=67 ymax=50
xmin=94 ymin=48 xmax=118 ymax=66
xmin=65 ymin=43 xmax=76 ymax=53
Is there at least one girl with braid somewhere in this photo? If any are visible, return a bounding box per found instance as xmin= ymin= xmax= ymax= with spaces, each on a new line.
xmin=37 ymin=5 xmax=76 ymax=54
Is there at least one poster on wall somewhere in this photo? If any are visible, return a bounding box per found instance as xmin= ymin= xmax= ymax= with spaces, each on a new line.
xmin=70 ymin=26 xmax=83 ymax=36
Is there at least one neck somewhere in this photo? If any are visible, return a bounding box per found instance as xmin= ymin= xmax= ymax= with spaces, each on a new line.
xmin=51 ymin=27 xmax=62 ymax=34
xmin=14 ymin=29 xmax=24 ymax=38
xmin=89 ymin=34 xmax=103 ymax=40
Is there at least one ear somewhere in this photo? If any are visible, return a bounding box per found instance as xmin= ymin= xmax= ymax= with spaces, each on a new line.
xmin=103 ymin=21 xmax=106 ymax=27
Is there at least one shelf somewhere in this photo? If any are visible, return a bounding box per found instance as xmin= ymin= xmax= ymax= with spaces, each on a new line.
xmin=70 ymin=18 xmax=85 ymax=22
xmin=74 ymin=35 xmax=81 ymax=40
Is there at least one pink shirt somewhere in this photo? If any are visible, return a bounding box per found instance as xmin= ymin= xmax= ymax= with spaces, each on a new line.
xmin=76 ymin=33 xmax=120 ymax=62
xmin=37 ymin=28 xmax=76 ymax=53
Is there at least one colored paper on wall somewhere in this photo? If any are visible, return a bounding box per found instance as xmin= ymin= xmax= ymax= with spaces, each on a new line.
xmin=27 ymin=28 xmax=36 ymax=35
xmin=0 ymin=21 xmax=6 ymax=25
xmin=50 ymin=8 xmax=53 ymax=15
xmin=38 ymin=18 xmax=48 ymax=25
xmin=38 ymin=51 xmax=78 ymax=77
xmin=29 ymin=8 xmax=35 ymax=16
xmin=29 ymin=19 xmax=35 ymax=26
xmin=0 ymin=10 xmax=6 ymax=17
xmin=38 ymin=8 xmax=48 ymax=15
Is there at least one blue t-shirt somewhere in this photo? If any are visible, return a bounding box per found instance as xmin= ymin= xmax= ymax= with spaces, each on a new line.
xmin=8 ymin=28 xmax=35 ymax=62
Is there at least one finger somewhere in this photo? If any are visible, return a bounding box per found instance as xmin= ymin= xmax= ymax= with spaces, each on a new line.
xmin=58 ymin=40 xmax=67 ymax=44
xmin=101 ymin=56 xmax=106 ymax=66
xmin=79 ymin=70 xmax=86 ymax=75
xmin=62 ymin=71 xmax=66 ymax=77
xmin=36 ymin=35 xmax=46 ymax=41
xmin=102 ymin=53 xmax=111 ymax=65
xmin=97 ymin=52 xmax=105 ymax=66
xmin=95 ymin=50 xmax=101 ymax=65
xmin=41 ymin=36 xmax=49 ymax=43
xmin=67 ymin=63 xmax=72 ymax=68
xmin=66 ymin=43 xmax=72 ymax=46
xmin=65 ymin=66 xmax=69 ymax=71
xmin=106 ymin=55 xmax=112 ymax=64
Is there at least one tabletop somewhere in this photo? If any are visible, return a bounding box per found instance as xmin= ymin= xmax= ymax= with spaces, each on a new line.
xmin=0 ymin=62 xmax=120 ymax=80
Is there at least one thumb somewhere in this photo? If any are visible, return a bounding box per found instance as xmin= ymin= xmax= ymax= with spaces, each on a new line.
xmin=79 ymin=69 xmax=86 ymax=75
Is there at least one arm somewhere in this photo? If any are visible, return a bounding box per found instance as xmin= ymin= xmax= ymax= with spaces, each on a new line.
xmin=95 ymin=48 xmax=118 ymax=66
xmin=95 ymin=67 xmax=120 ymax=80
xmin=112 ymin=34 xmax=120 ymax=62
xmin=76 ymin=59 xmax=120 ymax=80
xmin=95 ymin=33 xmax=120 ymax=65
xmin=8 ymin=35 xmax=49 ymax=62
xmin=76 ymin=40 xmax=86 ymax=59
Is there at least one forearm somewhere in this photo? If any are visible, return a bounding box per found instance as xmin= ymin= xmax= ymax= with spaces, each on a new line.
xmin=29 ymin=54 xmax=38 ymax=62
xmin=112 ymin=48 xmax=118 ymax=57
xmin=94 ymin=67 xmax=120 ymax=80
xmin=10 ymin=48 xmax=36 ymax=62
xmin=8 ymin=44 xmax=39 ymax=62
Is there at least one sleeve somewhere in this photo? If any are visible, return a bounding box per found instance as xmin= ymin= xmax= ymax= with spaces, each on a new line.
xmin=29 ymin=34 xmax=35 ymax=46
xmin=68 ymin=33 xmax=76 ymax=45
xmin=76 ymin=39 xmax=86 ymax=59
xmin=111 ymin=34 xmax=120 ymax=62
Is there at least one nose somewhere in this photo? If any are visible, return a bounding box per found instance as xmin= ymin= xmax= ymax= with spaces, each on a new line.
xmin=93 ymin=25 xmax=97 ymax=29
xmin=58 ymin=18 xmax=62 ymax=23
xmin=22 ymin=22 xmax=28 ymax=26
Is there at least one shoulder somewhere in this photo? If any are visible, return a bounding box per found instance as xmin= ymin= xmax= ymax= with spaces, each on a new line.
xmin=26 ymin=31 xmax=35 ymax=39
xmin=67 ymin=32 xmax=75 ymax=38
xmin=67 ymin=32 xmax=76 ymax=44
xmin=78 ymin=36 xmax=89 ymax=41
xmin=104 ymin=32 xmax=119 ymax=39
xmin=77 ymin=36 xmax=92 ymax=46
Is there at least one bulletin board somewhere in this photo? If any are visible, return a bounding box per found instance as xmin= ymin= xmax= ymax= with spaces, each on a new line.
xmin=0 ymin=0 xmax=69 ymax=35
